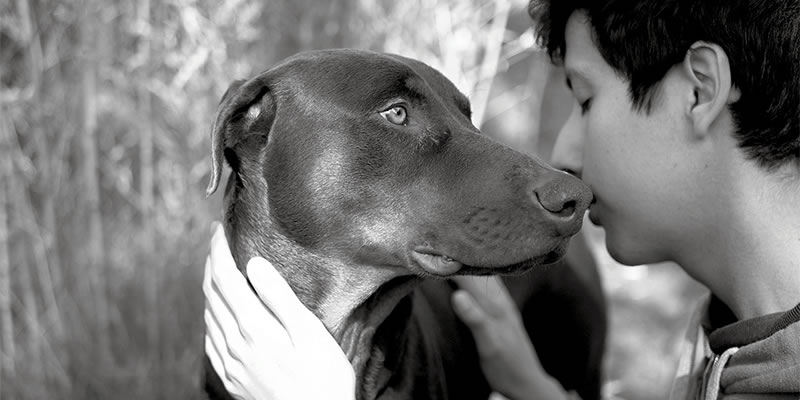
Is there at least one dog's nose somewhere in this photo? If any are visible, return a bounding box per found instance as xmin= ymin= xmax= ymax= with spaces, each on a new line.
xmin=533 ymin=171 xmax=593 ymax=222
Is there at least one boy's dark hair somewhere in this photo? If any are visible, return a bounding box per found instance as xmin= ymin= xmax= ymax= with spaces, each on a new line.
xmin=530 ymin=0 xmax=800 ymax=170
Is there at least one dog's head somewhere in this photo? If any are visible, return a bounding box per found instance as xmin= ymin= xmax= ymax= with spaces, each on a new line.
xmin=207 ymin=49 xmax=592 ymax=278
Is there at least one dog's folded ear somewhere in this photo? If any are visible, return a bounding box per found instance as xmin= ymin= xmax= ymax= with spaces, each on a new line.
xmin=206 ymin=76 xmax=275 ymax=196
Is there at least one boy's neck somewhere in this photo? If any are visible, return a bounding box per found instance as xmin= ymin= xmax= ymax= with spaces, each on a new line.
xmin=682 ymin=157 xmax=800 ymax=321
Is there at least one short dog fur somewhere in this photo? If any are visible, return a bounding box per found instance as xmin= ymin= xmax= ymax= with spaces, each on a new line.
xmin=204 ymin=49 xmax=605 ymax=400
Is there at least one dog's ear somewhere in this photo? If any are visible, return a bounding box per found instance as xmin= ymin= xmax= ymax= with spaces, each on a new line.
xmin=206 ymin=77 xmax=274 ymax=196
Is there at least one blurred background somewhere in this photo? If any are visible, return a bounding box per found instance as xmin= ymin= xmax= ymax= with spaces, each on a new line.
xmin=0 ymin=0 xmax=707 ymax=398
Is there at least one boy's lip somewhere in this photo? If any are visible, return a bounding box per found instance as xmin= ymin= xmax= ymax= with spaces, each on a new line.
xmin=588 ymin=203 xmax=602 ymax=226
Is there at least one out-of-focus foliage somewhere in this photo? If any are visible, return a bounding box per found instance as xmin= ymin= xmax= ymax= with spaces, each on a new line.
xmin=0 ymin=0 xmax=703 ymax=399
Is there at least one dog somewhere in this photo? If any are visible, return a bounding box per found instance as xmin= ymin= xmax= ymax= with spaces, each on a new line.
xmin=204 ymin=49 xmax=605 ymax=400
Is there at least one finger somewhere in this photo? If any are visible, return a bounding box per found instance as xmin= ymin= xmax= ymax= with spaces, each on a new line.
xmin=204 ymin=255 xmax=242 ymax=332
xmin=205 ymin=322 xmax=249 ymax=400
xmin=488 ymin=392 xmax=512 ymax=400
xmin=245 ymin=257 xmax=304 ymax=331
xmin=452 ymin=275 xmax=511 ymax=300
xmin=205 ymin=288 xmax=246 ymax=363
xmin=207 ymin=305 xmax=290 ymax=400
xmin=204 ymin=256 xmax=237 ymax=337
xmin=205 ymin=256 xmax=266 ymax=362
xmin=208 ymin=251 xmax=298 ymax=353
xmin=246 ymin=257 xmax=330 ymax=338
xmin=207 ymin=228 xmax=261 ymax=328
xmin=205 ymin=303 xmax=263 ymax=396
xmin=209 ymin=225 xmax=240 ymax=288
xmin=205 ymin=335 xmax=229 ymax=387
xmin=204 ymin=257 xmax=233 ymax=368
xmin=205 ymin=307 xmax=238 ymax=389
xmin=451 ymin=289 xmax=491 ymax=330
xmin=203 ymin=254 xmax=236 ymax=309
xmin=208 ymin=226 xmax=311 ymax=341
xmin=208 ymin=256 xmax=296 ymax=350
xmin=203 ymin=255 xmax=213 ymax=298
xmin=452 ymin=276 xmax=513 ymax=316
xmin=452 ymin=290 xmax=507 ymax=358
xmin=209 ymin=223 xmax=231 ymax=259
xmin=205 ymin=321 xmax=227 ymax=373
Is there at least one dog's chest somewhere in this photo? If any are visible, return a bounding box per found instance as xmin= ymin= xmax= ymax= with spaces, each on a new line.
xmin=366 ymin=281 xmax=491 ymax=400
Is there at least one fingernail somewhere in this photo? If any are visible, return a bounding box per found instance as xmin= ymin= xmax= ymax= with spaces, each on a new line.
xmin=451 ymin=290 xmax=471 ymax=312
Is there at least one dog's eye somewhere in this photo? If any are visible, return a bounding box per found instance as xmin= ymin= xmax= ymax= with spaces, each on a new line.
xmin=380 ymin=106 xmax=408 ymax=126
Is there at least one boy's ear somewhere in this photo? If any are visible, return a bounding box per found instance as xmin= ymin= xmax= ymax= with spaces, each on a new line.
xmin=682 ymin=41 xmax=740 ymax=135
xmin=206 ymin=76 xmax=275 ymax=197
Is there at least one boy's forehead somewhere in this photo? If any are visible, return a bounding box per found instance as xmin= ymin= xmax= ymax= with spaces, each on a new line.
xmin=563 ymin=10 xmax=603 ymax=83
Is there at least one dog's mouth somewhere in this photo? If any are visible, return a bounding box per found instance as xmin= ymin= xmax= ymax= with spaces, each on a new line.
xmin=410 ymin=242 xmax=568 ymax=277
xmin=410 ymin=250 xmax=464 ymax=276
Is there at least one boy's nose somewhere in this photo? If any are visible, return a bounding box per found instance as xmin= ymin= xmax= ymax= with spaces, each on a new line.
xmin=550 ymin=105 xmax=584 ymax=179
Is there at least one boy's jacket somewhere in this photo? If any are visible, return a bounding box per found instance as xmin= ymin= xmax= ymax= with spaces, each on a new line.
xmin=706 ymin=299 xmax=800 ymax=396
xmin=672 ymin=296 xmax=800 ymax=400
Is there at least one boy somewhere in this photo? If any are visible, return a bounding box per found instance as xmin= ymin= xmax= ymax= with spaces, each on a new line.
xmin=204 ymin=0 xmax=800 ymax=398
xmin=458 ymin=0 xmax=800 ymax=398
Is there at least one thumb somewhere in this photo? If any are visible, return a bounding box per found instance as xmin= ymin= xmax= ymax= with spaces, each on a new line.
xmin=246 ymin=257 xmax=324 ymax=336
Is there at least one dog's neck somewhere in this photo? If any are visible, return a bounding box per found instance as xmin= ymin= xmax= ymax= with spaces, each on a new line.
xmin=225 ymin=183 xmax=421 ymax=398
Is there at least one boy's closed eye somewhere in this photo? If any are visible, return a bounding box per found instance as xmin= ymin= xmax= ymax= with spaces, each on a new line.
xmin=565 ymin=75 xmax=593 ymax=115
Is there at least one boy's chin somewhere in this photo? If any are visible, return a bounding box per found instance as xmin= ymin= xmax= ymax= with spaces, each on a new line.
xmin=604 ymin=235 xmax=663 ymax=266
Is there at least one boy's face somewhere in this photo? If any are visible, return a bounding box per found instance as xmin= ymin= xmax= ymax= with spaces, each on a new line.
xmin=552 ymin=11 xmax=703 ymax=265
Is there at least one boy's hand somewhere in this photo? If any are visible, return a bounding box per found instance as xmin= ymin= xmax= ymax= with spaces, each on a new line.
xmin=451 ymin=276 xmax=572 ymax=400
xmin=203 ymin=224 xmax=356 ymax=400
